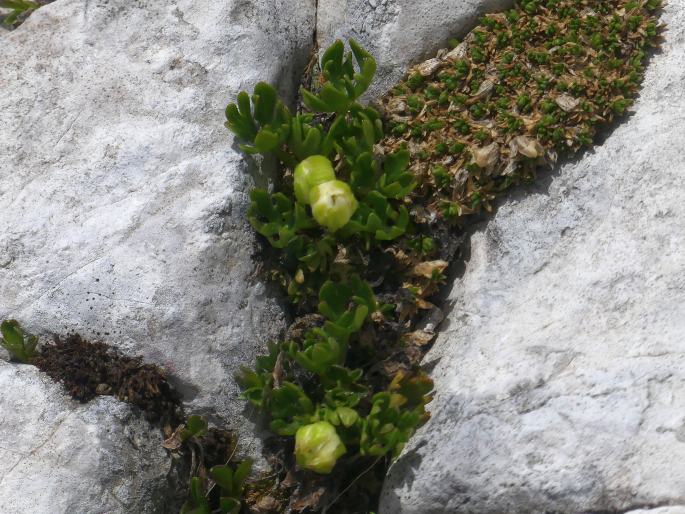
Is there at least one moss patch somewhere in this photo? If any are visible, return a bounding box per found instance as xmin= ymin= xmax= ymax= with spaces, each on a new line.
xmin=380 ymin=0 xmax=662 ymax=223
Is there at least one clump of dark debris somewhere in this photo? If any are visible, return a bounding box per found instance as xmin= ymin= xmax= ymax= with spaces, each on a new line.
xmin=31 ymin=332 xmax=242 ymax=511
xmin=33 ymin=333 xmax=183 ymax=426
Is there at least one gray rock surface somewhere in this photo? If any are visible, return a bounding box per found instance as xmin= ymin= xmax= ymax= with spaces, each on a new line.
xmin=0 ymin=361 xmax=172 ymax=513
xmin=628 ymin=509 xmax=685 ymax=514
xmin=1 ymin=0 xmax=314 ymax=510
xmin=381 ymin=2 xmax=685 ymax=513
xmin=0 ymin=0 xmax=315 ymax=458
xmin=316 ymin=0 xmax=513 ymax=98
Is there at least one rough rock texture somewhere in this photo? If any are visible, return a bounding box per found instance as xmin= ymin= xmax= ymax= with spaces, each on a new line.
xmin=0 ymin=0 xmax=315 ymax=459
xmin=628 ymin=510 xmax=685 ymax=514
xmin=381 ymin=3 xmax=685 ymax=513
xmin=0 ymin=361 xmax=172 ymax=513
xmin=316 ymin=0 xmax=513 ymax=98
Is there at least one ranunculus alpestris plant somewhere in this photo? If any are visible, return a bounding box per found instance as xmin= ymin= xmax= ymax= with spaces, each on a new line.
xmin=225 ymin=39 xmax=417 ymax=304
xmin=228 ymin=39 xmax=433 ymax=481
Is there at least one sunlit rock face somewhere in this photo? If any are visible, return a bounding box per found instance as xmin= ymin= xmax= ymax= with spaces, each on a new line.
xmin=0 ymin=361 xmax=173 ymax=513
xmin=0 ymin=0 xmax=314 ymax=511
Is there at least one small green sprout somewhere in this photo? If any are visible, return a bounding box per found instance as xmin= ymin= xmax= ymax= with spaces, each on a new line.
xmin=424 ymin=86 xmax=440 ymax=100
xmin=209 ymin=460 xmax=252 ymax=514
xmin=406 ymin=72 xmax=424 ymax=90
xmin=391 ymin=122 xmax=408 ymax=135
xmin=450 ymin=141 xmax=465 ymax=154
xmin=434 ymin=142 xmax=448 ymax=156
xmin=406 ymin=95 xmax=423 ymax=111
xmin=181 ymin=459 xmax=253 ymax=514
xmin=470 ymin=102 xmax=487 ymax=119
xmin=474 ymin=129 xmax=489 ymax=142
xmin=180 ymin=415 xmax=208 ymax=441
xmin=431 ymin=165 xmax=450 ymax=190
xmin=453 ymin=118 xmax=470 ymax=135
xmin=423 ymin=119 xmax=444 ymax=132
xmin=612 ymin=97 xmax=631 ymax=114
xmin=516 ymin=94 xmax=532 ymax=113
xmin=1 ymin=320 xmax=37 ymax=363
xmin=300 ymin=39 xmax=376 ymax=114
xmin=180 ymin=477 xmax=211 ymax=514
xmin=454 ymin=60 xmax=469 ymax=77
xmin=470 ymin=46 xmax=486 ymax=64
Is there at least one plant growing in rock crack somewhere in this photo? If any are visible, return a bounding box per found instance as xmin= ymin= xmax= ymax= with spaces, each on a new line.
xmin=174 ymin=414 xmax=252 ymax=514
xmin=181 ymin=460 xmax=252 ymax=514
xmin=226 ymin=40 xmax=434 ymax=509
xmin=235 ymin=273 xmax=432 ymax=472
xmin=227 ymin=39 xmax=416 ymax=307
xmin=181 ymin=414 xmax=209 ymax=441
xmin=0 ymin=320 xmax=37 ymax=363
xmin=223 ymin=2 xmax=663 ymax=509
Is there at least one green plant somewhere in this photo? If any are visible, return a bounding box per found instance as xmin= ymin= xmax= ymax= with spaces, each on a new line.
xmin=209 ymin=460 xmax=252 ymax=514
xmin=226 ymin=39 xmax=432 ymax=479
xmin=237 ymin=274 xmax=379 ymax=436
xmin=181 ymin=477 xmax=211 ymax=514
xmin=1 ymin=320 xmax=37 ymax=363
xmin=181 ymin=459 xmax=251 ymax=514
xmin=0 ymin=0 xmax=37 ymax=26
xmin=235 ymin=272 xmax=431 ymax=472
xmin=228 ymin=40 xmax=416 ymax=304
xmin=181 ymin=415 xmax=208 ymax=441
xmin=378 ymin=0 xmax=662 ymax=223
xmin=178 ymin=415 xmax=252 ymax=514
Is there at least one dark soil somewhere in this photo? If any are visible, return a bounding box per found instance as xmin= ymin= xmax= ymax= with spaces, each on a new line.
xmin=31 ymin=332 xmax=244 ymax=511
xmin=33 ymin=333 xmax=183 ymax=426
xmin=201 ymin=427 xmax=239 ymax=469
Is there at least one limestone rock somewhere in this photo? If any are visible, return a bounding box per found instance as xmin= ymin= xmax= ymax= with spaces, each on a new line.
xmin=381 ymin=2 xmax=685 ymax=513
xmin=0 ymin=0 xmax=315 ymax=463
xmin=626 ymin=506 xmax=685 ymax=514
xmin=0 ymin=361 xmax=173 ymax=513
xmin=316 ymin=0 xmax=513 ymax=98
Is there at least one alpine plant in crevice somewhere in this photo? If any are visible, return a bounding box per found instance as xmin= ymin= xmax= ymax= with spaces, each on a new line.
xmin=221 ymin=39 xmax=436 ymax=513
xmin=188 ymin=1 xmax=662 ymax=512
